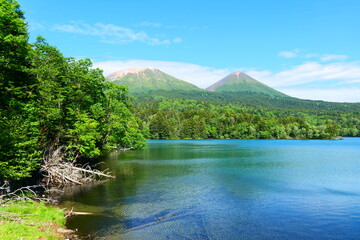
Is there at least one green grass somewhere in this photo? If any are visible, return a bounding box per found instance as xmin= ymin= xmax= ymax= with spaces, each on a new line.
xmin=0 ymin=201 xmax=66 ymax=240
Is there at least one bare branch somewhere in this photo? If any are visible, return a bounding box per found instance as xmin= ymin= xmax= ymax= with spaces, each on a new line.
xmin=41 ymin=146 xmax=115 ymax=187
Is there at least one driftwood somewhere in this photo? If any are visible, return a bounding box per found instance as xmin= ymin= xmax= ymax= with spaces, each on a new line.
xmin=65 ymin=208 xmax=93 ymax=218
xmin=41 ymin=146 xmax=115 ymax=187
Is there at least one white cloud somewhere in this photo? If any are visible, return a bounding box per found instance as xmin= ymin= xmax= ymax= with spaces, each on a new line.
xmin=173 ymin=37 xmax=183 ymax=43
xmin=279 ymin=88 xmax=360 ymax=102
xmin=320 ymin=54 xmax=348 ymax=62
xmin=136 ymin=22 xmax=207 ymax=31
xmin=93 ymin=59 xmax=360 ymax=102
xmin=342 ymin=79 xmax=360 ymax=84
xmin=28 ymin=21 xmax=45 ymax=31
xmin=53 ymin=22 xmax=181 ymax=45
xmin=279 ymin=49 xmax=349 ymax=62
xmin=248 ymin=61 xmax=360 ymax=87
xmin=304 ymin=53 xmax=319 ymax=59
xmin=278 ymin=50 xmax=299 ymax=58
xmin=137 ymin=22 xmax=162 ymax=28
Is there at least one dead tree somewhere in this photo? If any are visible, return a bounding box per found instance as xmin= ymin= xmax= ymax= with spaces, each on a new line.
xmin=41 ymin=146 xmax=114 ymax=187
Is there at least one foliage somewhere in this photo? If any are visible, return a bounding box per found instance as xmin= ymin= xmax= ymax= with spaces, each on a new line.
xmin=133 ymin=90 xmax=360 ymax=112
xmin=0 ymin=0 xmax=34 ymax=107
xmin=0 ymin=0 xmax=145 ymax=181
xmin=102 ymin=82 xmax=146 ymax=150
xmin=0 ymin=108 xmax=41 ymax=179
xmin=30 ymin=37 xmax=109 ymax=161
xmin=132 ymin=98 xmax=359 ymax=140
xmin=0 ymin=0 xmax=40 ymax=180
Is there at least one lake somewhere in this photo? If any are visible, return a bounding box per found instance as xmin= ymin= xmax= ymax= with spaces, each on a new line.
xmin=61 ymin=138 xmax=360 ymax=239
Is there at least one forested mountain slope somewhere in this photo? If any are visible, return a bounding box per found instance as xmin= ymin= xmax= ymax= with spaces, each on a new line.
xmin=133 ymin=90 xmax=360 ymax=112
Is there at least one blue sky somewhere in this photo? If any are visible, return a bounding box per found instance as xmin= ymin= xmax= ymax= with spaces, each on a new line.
xmin=21 ymin=0 xmax=360 ymax=102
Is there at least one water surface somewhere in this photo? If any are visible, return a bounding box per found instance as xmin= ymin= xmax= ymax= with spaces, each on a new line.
xmin=61 ymin=138 xmax=360 ymax=239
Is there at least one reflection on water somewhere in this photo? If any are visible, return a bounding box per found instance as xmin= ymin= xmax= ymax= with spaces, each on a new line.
xmin=61 ymin=138 xmax=360 ymax=239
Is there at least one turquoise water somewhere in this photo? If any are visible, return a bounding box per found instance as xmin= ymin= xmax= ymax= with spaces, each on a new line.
xmin=62 ymin=138 xmax=360 ymax=239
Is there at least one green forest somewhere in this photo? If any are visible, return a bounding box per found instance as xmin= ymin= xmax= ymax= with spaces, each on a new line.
xmin=1 ymin=0 xmax=360 ymax=184
xmin=132 ymin=95 xmax=360 ymax=140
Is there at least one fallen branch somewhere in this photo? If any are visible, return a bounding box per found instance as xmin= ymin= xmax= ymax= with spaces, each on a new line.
xmin=71 ymin=166 xmax=115 ymax=178
xmin=63 ymin=175 xmax=83 ymax=185
xmin=41 ymin=146 xmax=115 ymax=186
xmin=65 ymin=208 xmax=93 ymax=218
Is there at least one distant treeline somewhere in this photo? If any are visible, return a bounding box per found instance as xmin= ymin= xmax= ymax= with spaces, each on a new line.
xmin=133 ymin=90 xmax=360 ymax=112
xmin=132 ymin=97 xmax=360 ymax=140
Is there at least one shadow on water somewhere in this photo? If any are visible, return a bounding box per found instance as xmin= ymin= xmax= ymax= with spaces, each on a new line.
xmin=121 ymin=208 xmax=200 ymax=233
xmin=66 ymin=214 xmax=115 ymax=238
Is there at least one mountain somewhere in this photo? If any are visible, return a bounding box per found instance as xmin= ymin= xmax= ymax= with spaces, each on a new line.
xmin=106 ymin=68 xmax=202 ymax=93
xmin=206 ymin=72 xmax=288 ymax=98
xmin=106 ymin=69 xmax=360 ymax=111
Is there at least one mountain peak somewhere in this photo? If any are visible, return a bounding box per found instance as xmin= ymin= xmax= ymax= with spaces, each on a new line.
xmin=231 ymin=72 xmax=250 ymax=78
xmin=206 ymin=72 xmax=287 ymax=97
xmin=206 ymin=72 xmax=253 ymax=91
xmin=105 ymin=68 xmax=201 ymax=93
xmin=107 ymin=68 xmax=158 ymax=81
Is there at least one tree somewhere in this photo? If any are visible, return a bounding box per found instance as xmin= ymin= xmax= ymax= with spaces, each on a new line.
xmin=149 ymin=111 xmax=173 ymax=139
xmin=179 ymin=116 xmax=207 ymax=139
xmin=102 ymin=82 xmax=146 ymax=150
xmin=0 ymin=0 xmax=41 ymax=180
xmin=30 ymin=38 xmax=107 ymax=160
xmin=31 ymin=38 xmax=146 ymax=155
xmin=0 ymin=0 xmax=34 ymax=107
xmin=325 ymin=122 xmax=339 ymax=139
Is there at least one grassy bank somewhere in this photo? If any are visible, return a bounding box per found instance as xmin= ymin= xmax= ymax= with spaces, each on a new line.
xmin=0 ymin=201 xmax=67 ymax=240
